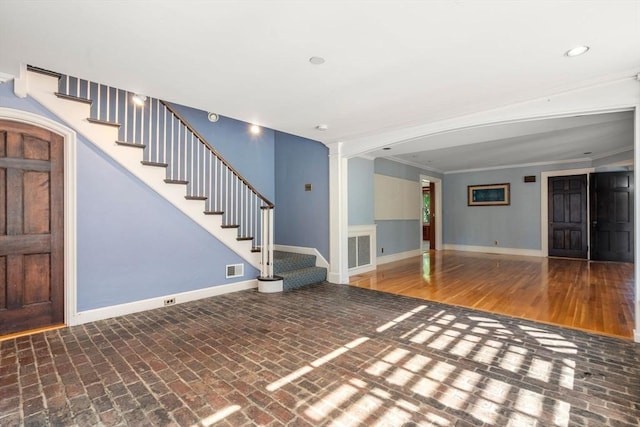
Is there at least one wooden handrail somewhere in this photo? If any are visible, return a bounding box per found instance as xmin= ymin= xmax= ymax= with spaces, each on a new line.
xmin=160 ymin=100 xmax=274 ymax=208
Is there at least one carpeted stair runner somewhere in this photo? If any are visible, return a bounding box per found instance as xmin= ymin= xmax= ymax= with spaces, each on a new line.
xmin=273 ymin=251 xmax=327 ymax=291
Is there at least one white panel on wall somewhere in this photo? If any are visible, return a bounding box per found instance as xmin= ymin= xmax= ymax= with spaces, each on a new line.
xmin=374 ymin=174 xmax=421 ymax=220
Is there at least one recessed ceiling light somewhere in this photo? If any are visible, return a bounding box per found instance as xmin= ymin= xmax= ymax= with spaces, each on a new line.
xmin=382 ymin=147 xmax=391 ymax=151
xmin=565 ymin=45 xmax=590 ymax=57
xmin=309 ymin=56 xmax=325 ymax=65
xmin=132 ymin=94 xmax=147 ymax=106
xmin=249 ymin=124 xmax=261 ymax=135
xmin=207 ymin=112 xmax=219 ymax=122
xmin=315 ymin=124 xmax=328 ymax=131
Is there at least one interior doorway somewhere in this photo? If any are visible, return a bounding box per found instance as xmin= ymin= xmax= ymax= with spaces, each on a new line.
xmin=420 ymin=175 xmax=442 ymax=251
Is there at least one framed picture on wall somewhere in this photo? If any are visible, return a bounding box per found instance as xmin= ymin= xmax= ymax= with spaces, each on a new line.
xmin=468 ymin=183 xmax=510 ymax=206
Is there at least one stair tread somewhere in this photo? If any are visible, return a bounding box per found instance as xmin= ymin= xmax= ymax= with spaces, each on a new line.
xmin=87 ymin=117 xmax=120 ymax=128
xmin=278 ymin=266 xmax=326 ymax=277
xmin=55 ymin=92 xmax=92 ymax=104
xmin=273 ymin=251 xmax=318 ymax=274
xmin=117 ymin=141 xmax=146 ymax=148
xmin=141 ymin=160 xmax=169 ymax=167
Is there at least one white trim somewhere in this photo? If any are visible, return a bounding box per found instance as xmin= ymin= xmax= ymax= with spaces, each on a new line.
xmin=540 ymin=168 xmax=594 ymax=258
xmin=377 ymin=249 xmax=422 ymax=265
xmin=13 ymin=64 xmax=27 ymax=98
xmin=0 ymin=72 xmax=14 ymax=83
xmin=341 ymin=76 xmax=639 ymax=158
xmin=347 ymin=224 xmax=377 ymax=276
xmin=382 ymin=156 xmax=444 ymax=174
xmin=71 ymin=279 xmax=258 ymax=325
xmin=0 ymin=107 xmax=78 ymax=329
xmin=348 ymin=264 xmax=376 ymax=276
xmin=445 ymin=158 xmax=592 ymax=175
xmin=274 ymin=244 xmax=329 ymax=269
xmin=328 ymin=142 xmax=349 ymax=284
xmin=258 ymin=278 xmax=283 ymax=293
xmin=634 ymin=105 xmax=640 ymax=343
xmin=444 ymin=244 xmax=543 ymax=257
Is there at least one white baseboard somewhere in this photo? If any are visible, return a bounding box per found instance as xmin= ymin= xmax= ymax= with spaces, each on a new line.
xmin=349 ymin=264 xmax=377 ymax=276
xmin=69 ymin=279 xmax=257 ymax=326
xmin=377 ymin=249 xmax=423 ymax=265
xmin=274 ymin=244 xmax=329 ymax=269
xmin=634 ymin=330 xmax=640 ymax=343
xmin=443 ymin=244 xmax=544 ymax=257
xmin=327 ymin=271 xmax=349 ymax=284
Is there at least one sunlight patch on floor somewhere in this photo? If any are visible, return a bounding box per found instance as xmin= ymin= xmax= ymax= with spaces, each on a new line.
xmin=265 ymin=305 xmax=578 ymax=426
xmin=198 ymin=405 xmax=241 ymax=426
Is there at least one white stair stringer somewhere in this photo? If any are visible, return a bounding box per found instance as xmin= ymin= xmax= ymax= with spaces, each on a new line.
xmin=27 ymin=71 xmax=261 ymax=269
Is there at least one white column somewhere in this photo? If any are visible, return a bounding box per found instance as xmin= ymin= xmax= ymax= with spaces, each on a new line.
xmin=328 ymin=142 xmax=349 ymax=284
xmin=634 ymin=104 xmax=640 ymax=343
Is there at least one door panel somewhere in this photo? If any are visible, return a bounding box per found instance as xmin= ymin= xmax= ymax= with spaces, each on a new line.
xmin=548 ymin=175 xmax=587 ymax=258
xmin=590 ymin=172 xmax=634 ymax=262
xmin=0 ymin=120 xmax=64 ymax=335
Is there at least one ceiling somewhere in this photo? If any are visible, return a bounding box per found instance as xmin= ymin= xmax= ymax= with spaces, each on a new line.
xmin=1 ymin=1 xmax=639 ymax=171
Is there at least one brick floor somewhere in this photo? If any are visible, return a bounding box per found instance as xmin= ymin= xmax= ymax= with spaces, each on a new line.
xmin=1 ymin=283 xmax=639 ymax=426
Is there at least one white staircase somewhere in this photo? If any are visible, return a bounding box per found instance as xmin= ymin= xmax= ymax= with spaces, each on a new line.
xmin=26 ymin=69 xmax=269 ymax=270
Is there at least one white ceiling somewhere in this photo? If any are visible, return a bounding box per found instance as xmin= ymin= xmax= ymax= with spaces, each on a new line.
xmin=1 ymin=1 xmax=639 ymax=171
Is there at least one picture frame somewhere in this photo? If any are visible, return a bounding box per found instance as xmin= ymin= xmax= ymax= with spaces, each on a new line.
xmin=468 ymin=183 xmax=510 ymax=206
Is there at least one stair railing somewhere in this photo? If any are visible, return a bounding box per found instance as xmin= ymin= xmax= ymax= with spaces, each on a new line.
xmin=53 ymin=71 xmax=274 ymax=278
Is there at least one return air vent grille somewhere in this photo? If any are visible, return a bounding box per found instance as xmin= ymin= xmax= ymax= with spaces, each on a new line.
xmin=226 ymin=263 xmax=244 ymax=278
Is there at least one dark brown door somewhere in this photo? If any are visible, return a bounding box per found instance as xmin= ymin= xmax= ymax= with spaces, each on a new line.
xmin=0 ymin=120 xmax=64 ymax=335
xmin=548 ymin=175 xmax=588 ymax=258
xmin=590 ymin=171 xmax=634 ymax=262
xmin=429 ymin=182 xmax=436 ymax=247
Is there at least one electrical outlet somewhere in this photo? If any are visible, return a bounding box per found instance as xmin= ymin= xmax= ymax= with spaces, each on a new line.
xmin=164 ymin=298 xmax=175 ymax=306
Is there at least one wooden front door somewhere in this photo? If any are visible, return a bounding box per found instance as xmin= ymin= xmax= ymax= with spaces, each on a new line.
xmin=548 ymin=175 xmax=588 ymax=258
xmin=590 ymin=171 xmax=634 ymax=262
xmin=0 ymin=120 xmax=64 ymax=335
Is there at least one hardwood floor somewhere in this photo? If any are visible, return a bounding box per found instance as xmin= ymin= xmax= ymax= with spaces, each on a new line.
xmin=349 ymin=250 xmax=635 ymax=339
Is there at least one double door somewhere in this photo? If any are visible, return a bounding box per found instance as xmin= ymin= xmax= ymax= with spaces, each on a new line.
xmin=548 ymin=172 xmax=633 ymax=262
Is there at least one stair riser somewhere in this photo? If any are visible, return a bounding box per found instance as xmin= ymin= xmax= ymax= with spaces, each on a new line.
xmin=282 ymin=268 xmax=327 ymax=291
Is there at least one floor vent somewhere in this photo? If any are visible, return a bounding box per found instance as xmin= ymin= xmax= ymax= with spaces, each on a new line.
xmin=226 ymin=263 xmax=244 ymax=278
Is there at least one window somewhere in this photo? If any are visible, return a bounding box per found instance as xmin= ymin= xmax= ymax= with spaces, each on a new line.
xmin=423 ymin=190 xmax=430 ymax=224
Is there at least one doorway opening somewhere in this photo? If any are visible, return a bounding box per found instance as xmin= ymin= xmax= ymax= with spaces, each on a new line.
xmin=420 ymin=174 xmax=442 ymax=251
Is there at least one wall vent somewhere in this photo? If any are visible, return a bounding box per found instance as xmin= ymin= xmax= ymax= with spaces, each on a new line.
xmin=226 ymin=263 xmax=244 ymax=278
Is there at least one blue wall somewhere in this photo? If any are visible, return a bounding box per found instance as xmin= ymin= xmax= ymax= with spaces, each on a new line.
xmin=168 ymin=103 xmax=275 ymax=202
xmin=76 ymin=140 xmax=258 ymax=310
xmin=348 ymin=157 xmax=374 ymax=225
xmin=1 ymin=81 xmax=257 ymax=311
xmin=373 ymin=159 xmax=440 ymax=256
xmin=376 ymin=220 xmax=420 ymax=256
xmin=274 ymin=131 xmax=329 ymax=260
xmin=443 ymin=162 xmax=591 ymax=250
